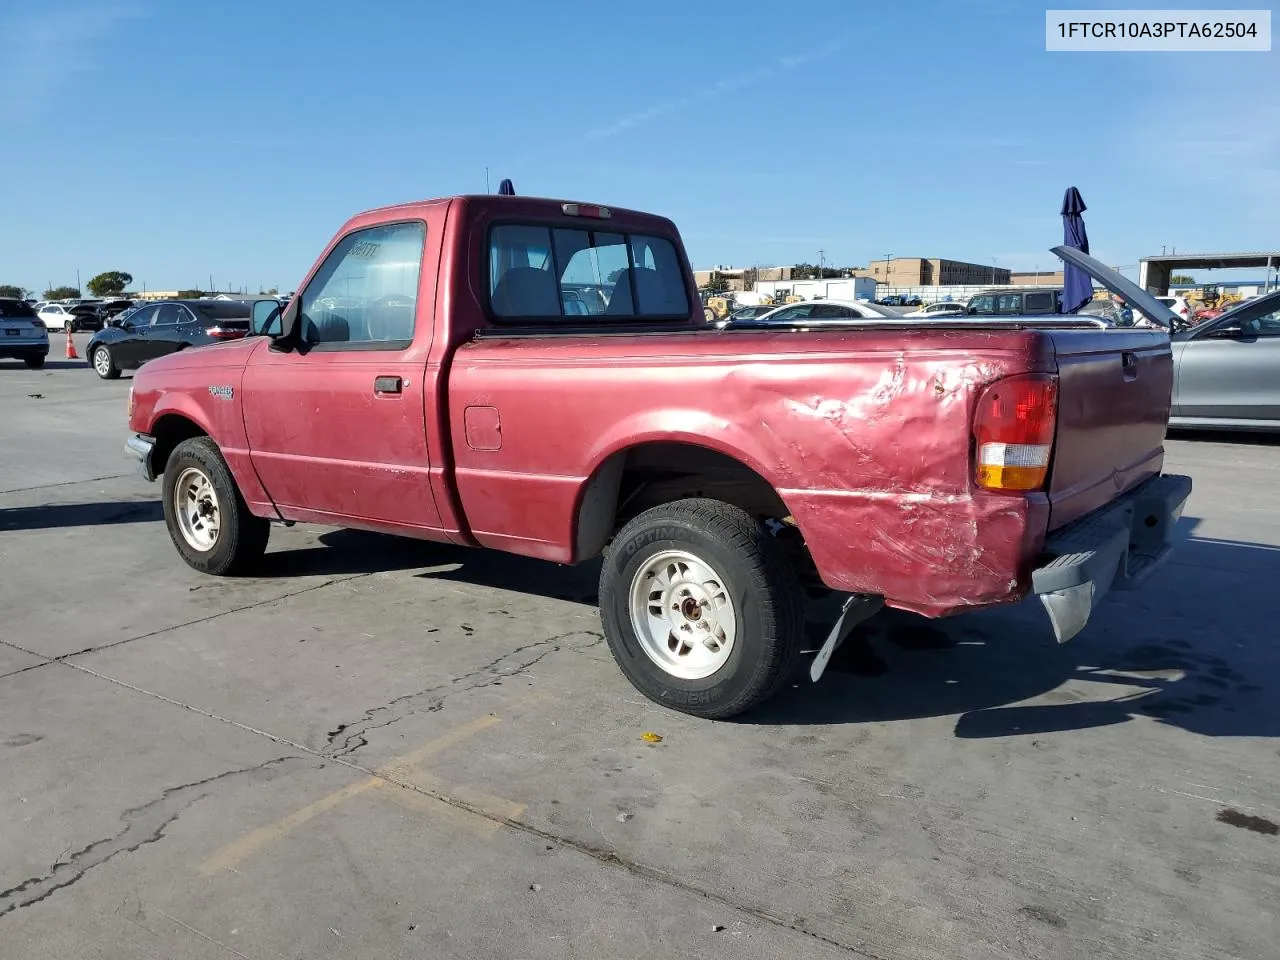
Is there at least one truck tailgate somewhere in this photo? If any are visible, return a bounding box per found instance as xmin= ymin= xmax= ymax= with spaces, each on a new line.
xmin=1047 ymin=329 xmax=1173 ymax=531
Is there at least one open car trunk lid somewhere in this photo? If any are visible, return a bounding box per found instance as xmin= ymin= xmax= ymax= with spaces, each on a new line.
xmin=1044 ymin=246 xmax=1178 ymax=530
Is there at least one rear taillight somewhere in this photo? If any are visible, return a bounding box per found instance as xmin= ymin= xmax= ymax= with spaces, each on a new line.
xmin=206 ymin=326 xmax=245 ymax=341
xmin=972 ymin=374 xmax=1058 ymax=492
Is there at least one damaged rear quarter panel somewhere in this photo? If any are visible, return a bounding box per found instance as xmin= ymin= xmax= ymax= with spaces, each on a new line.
xmin=449 ymin=328 xmax=1054 ymax=615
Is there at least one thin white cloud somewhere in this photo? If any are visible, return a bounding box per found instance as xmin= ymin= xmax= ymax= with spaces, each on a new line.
xmin=583 ymin=39 xmax=847 ymax=142
xmin=0 ymin=5 xmax=142 ymax=125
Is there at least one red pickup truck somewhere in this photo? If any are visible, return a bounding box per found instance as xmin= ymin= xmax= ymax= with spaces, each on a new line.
xmin=125 ymin=193 xmax=1191 ymax=718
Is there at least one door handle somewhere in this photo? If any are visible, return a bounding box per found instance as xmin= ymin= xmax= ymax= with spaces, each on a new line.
xmin=373 ymin=375 xmax=402 ymax=394
xmin=1122 ymin=352 xmax=1138 ymax=381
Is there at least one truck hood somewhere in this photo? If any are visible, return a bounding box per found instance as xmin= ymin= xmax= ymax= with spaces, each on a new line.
xmin=141 ymin=336 xmax=265 ymax=373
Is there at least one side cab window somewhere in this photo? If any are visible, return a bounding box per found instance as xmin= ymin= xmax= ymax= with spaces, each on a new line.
xmin=298 ymin=221 xmax=425 ymax=348
xmin=967 ymin=295 xmax=995 ymax=315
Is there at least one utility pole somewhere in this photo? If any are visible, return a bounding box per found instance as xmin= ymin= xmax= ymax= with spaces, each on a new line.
xmin=818 ymin=249 xmax=825 ymax=277
xmin=883 ymin=252 xmax=892 ymax=291
xmin=485 ymin=167 xmax=490 ymax=193
xmin=991 ymin=257 xmax=997 ymax=284
xmin=76 ymin=269 xmax=81 ymax=294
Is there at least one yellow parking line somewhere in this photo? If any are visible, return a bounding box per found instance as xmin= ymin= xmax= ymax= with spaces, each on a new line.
xmin=200 ymin=714 xmax=503 ymax=875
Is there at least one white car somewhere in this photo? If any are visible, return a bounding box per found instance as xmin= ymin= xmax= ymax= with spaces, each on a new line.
xmin=37 ymin=303 xmax=75 ymax=330
xmin=902 ymin=301 xmax=968 ymax=318
xmin=727 ymin=298 xmax=906 ymax=326
xmin=1155 ymin=295 xmax=1192 ymax=325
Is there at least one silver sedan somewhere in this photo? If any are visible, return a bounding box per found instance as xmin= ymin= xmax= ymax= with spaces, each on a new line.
xmin=1169 ymin=290 xmax=1280 ymax=432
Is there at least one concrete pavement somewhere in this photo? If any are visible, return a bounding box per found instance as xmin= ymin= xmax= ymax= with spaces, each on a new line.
xmin=1 ymin=346 xmax=1277 ymax=959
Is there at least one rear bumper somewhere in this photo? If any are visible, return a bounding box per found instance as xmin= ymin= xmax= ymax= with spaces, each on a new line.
xmin=1031 ymin=473 xmax=1193 ymax=642
xmin=0 ymin=343 xmax=49 ymax=359
xmin=126 ymin=433 xmax=157 ymax=482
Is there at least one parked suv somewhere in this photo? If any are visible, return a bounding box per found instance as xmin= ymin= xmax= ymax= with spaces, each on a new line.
xmin=966 ymin=288 xmax=1064 ymax=316
xmin=0 ymin=298 xmax=51 ymax=368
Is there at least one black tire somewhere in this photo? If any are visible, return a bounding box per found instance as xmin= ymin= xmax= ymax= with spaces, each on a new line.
xmin=23 ymin=356 xmax=45 ymax=369
xmin=162 ymin=437 xmax=269 ymax=576
xmin=92 ymin=345 xmax=120 ymax=379
xmin=598 ymin=498 xmax=804 ymax=720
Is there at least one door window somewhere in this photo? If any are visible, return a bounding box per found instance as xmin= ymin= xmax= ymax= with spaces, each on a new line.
xmin=996 ymin=294 xmax=1023 ymax=314
xmin=153 ymin=304 xmax=183 ymax=326
xmin=967 ymin=295 xmax=995 ymax=315
xmin=298 ymin=221 xmax=425 ymax=347
xmin=1024 ymin=292 xmax=1053 ymax=313
xmin=1239 ymin=302 xmax=1280 ymax=337
xmin=810 ymin=303 xmax=861 ymax=318
xmin=767 ymin=304 xmax=815 ymax=321
xmin=127 ymin=305 xmax=158 ymax=328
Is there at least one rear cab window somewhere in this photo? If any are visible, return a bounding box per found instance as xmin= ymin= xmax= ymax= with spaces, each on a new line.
xmin=489 ymin=224 xmax=690 ymax=323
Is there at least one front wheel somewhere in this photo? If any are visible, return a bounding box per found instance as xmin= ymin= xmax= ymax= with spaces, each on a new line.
xmin=92 ymin=345 xmax=120 ymax=379
xmin=598 ymin=498 xmax=804 ymax=719
xmin=162 ymin=437 xmax=269 ymax=575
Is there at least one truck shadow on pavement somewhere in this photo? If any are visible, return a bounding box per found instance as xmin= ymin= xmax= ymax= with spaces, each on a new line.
xmin=274 ymin=529 xmax=604 ymax=601
xmin=750 ymin=529 xmax=1280 ymax=740
xmin=0 ymin=499 xmax=163 ymax=531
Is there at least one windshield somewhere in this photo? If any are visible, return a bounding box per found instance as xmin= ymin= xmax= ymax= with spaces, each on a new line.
xmin=489 ymin=224 xmax=690 ymax=322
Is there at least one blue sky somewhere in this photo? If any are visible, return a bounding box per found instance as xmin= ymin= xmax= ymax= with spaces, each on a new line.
xmin=1 ymin=0 xmax=1276 ymax=294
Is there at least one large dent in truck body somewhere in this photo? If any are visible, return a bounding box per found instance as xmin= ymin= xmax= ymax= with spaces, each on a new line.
xmin=449 ymin=330 xmax=1054 ymax=616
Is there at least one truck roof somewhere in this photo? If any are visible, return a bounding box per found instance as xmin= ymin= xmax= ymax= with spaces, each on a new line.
xmin=343 ymin=194 xmax=678 ymax=231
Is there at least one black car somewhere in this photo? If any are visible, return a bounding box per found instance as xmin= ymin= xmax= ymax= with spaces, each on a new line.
xmin=86 ymin=299 xmax=252 ymax=379
xmin=67 ymin=302 xmax=109 ymax=332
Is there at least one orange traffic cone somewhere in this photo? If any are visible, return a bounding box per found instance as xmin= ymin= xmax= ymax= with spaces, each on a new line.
xmin=65 ymin=325 xmax=79 ymax=360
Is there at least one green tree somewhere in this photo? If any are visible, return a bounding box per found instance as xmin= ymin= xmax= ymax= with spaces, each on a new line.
xmin=606 ymin=269 xmax=626 ymax=284
xmin=1170 ymin=273 xmax=1194 ymax=284
xmin=176 ymin=289 xmax=206 ymax=299
xmin=258 ymin=286 xmax=279 ymax=296
xmin=44 ymin=285 xmax=81 ymax=300
xmin=87 ymin=271 xmax=133 ymax=297
xmin=0 ymin=284 xmax=30 ymax=299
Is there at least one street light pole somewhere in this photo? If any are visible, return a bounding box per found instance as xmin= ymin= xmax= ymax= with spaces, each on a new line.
xmin=991 ymin=257 xmax=997 ymax=284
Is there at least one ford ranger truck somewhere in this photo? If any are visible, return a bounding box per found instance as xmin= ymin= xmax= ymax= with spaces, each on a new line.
xmin=124 ymin=193 xmax=1191 ymax=719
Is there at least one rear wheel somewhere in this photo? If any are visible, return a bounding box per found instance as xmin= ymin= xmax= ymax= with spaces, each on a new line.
xmin=23 ymin=356 xmax=45 ymax=369
xmin=162 ymin=437 xmax=269 ymax=575
xmin=598 ymin=498 xmax=804 ymax=719
xmin=92 ymin=345 xmax=120 ymax=379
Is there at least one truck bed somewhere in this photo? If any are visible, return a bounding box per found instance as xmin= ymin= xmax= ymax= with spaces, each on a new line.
xmin=448 ymin=323 xmax=1174 ymax=617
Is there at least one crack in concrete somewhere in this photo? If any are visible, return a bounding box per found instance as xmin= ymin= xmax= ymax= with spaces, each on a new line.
xmin=0 ymin=573 xmax=373 ymax=675
xmin=325 ymin=630 xmax=604 ymax=757
xmin=0 ymin=757 xmax=298 ymax=919
xmin=39 ymin=657 xmax=876 ymax=956
xmin=0 ymin=473 xmax=133 ymax=496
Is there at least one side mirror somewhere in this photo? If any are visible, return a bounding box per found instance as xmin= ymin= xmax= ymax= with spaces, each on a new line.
xmin=251 ymin=299 xmax=283 ymax=337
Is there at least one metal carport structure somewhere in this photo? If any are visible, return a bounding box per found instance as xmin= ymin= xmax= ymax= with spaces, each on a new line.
xmin=1139 ymin=251 xmax=1280 ymax=295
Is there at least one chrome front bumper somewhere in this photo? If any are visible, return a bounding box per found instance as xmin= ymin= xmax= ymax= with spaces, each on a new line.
xmin=1031 ymin=473 xmax=1193 ymax=643
xmin=125 ymin=433 xmax=157 ymax=482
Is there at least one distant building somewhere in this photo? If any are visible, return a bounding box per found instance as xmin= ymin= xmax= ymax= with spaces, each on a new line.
xmin=854 ymin=258 xmax=1011 ymax=287
xmin=1009 ymin=270 xmax=1065 ymax=286
xmin=694 ymin=265 xmax=801 ymax=292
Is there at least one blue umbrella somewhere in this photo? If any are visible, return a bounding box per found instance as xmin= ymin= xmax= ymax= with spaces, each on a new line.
xmin=1060 ymin=186 xmax=1092 ymax=313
